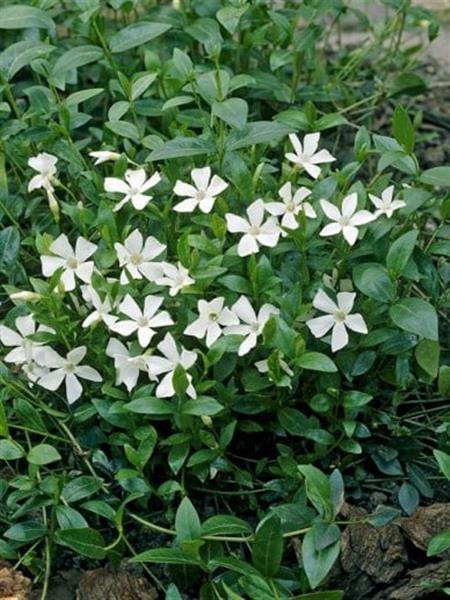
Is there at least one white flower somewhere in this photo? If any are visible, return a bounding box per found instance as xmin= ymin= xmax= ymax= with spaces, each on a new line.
xmin=147 ymin=333 xmax=197 ymax=399
xmin=81 ymin=285 xmax=117 ymax=328
xmin=255 ymin=356 xmax=294 ymax=378
xmin=319 ymin=193 xmax=375 ymax=246
xmin=155 ymin=262 xmax=194 ymax=296
xmin=114 ymin=230 xmax=165 ymax=284
xmin=224 ymin=296 xmax=279 ymax=356
xmin=110 ymin=294 xmax=173 ymax=348
xmin=28 ymin=153 xmax=58 ymax=193
xmin=225 ymin=199 xmax=281 ymax=257
xmin=22 ymin=360 xmax=49 ymax=384
xmin=369 ymin=185 xmax=405 ymax=219
xmin=266 ymin=182 xmax=316 ymax=230
xmin=36 ymin=346 xmax=102 ymax=404
xmin=306 ymin=289 xmax=367 ymax=352
xmin=173 ymin=167 xmax=228 ymax=214
xmin=106 ymin=339 xmax=164 ymax=392
xmin=89 ymin=150 xmax=121 ymax=165
xmin=285 ymin=133 xmax=335 ymax=179
xmin=184 ymin=297 xmax=239 ymax=347
xmin=104 ymin=168 xmax=161 ymax=211
xmin=0 ymin=314 xmax=53 ymax=365
xmin=40 ymin=234 xmax=97 ymax=291
xmin=9 ymin=291 xmax=42 ymax=302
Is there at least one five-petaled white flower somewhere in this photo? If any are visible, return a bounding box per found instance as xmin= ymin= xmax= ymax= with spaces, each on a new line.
xmin=306 ymin=289 xmax=367 ymax=352
xmin=225 ymin=199 xmax=281 ymax=257
xmin=114 ymin=230 xmax=166 ymax=284
xmin=28 ymin=153 xmax=58 ymax=193
xmin=0 ymin=314 xmax=53 ymax=365
xmin=110 ymin=294 xmax=173 ymax=348
xmin=106 ymin=339 xmax=163 ymax=392
xmin=224 ymin=296 xmax=279 ymax=356
xmin=184 ymin=297 xmax=239 ymax=347
xmin=81 ymin=285 xmax=117 ymax=328
xmin=155 ymin=262 xmax=195 ymax=296
xmin=173 ymin=166 xmax=228 ymax=214
xmin=36 ymin=346 xmax=102 ymax=404
xmin=41 ymin=234 xmax=97 ymax=291
xmin=319 ymin=193 xmax=375 ymax=246
xmin=266 ymin=182 xmax=317 ymax=231
xmin=105 ymin=168 xmax=161 ymax=211
xmin=89 ymin=150 xmax=121 ymax=165
xmin=369 ymin=185 xmax=405 ymax=219
xmin=285 ymin=133 xmax=335 ymax=179
xmin=147 ymin=333 xmax=197 ymax=399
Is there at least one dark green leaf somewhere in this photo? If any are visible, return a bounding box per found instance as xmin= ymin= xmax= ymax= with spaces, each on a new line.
xmin=252 ymin=515 xmax=283 ymax=577
xmin=389 ymin=299 xmax=438 ymax=341
xmin=55 ymin=528 xmax=106 ymax=559
xmin=109 ymin=22 xmax=172 ymax=53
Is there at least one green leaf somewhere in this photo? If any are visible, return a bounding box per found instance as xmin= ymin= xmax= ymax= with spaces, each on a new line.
xmin=433 ymin=450 xmax=450 ymax=481
xmin=226 ymin=121 xmax=293 ymax=151
xmin=162 ymin=96 xmax=194 ymax=111
xmin=27 ymin=444 xmax=61 ymax=465
xmin=213 ymin=98 xmax=248 ymax=130
xmin=291 ymin=593 xmax=344 ymax=600
xmin=64 ymin=88 xmax=104 ymax=107
xmin=175 ymin=497 xmax=202 ymax=542
xmin=173 ymin=364 xmax=189 ymax=396
xmin=298 ymin=465 xmax=333 ymax=520
xmin=386 ymin=230 xmax=418 ymax=275
xmin=0 ymin=439 xmax=24 ymax=460
xmin=201 ymin=515 xmax=252 ymax=537
xmin=131 ymin=73 xmax=158 ymax=101
xmin=252 ymin=515 xmax=283 ymax=577
xmin=132 ymin=548 xmax=204 ymax=567
xmin=353 ymin=263 xmax=394 ymax=302
xmin=398 ymin=482 xmax=419 ymax=516
xmin=315 ymin=113 xmax=348 ymax=131
xmin=415 ymin=339 xmax=440 ymax=378
xmin=62 ymin=476 xmax=103 ymax=503
xmin=438 ymin=366 xmax=450 ymax=397
xmin=0 ymin=226 xmax=20 ymax=270
xmin=173 ymin=48 xmax=193 ymax=78
xmin=55 ymin=528 xmax=106 ymax=559
xmin=0 ymin=41 xmax=53 ymax=81
xmin=216 ymin=5 xmax=248 ymax=34
xmin=392 ymin=105 xmax=415 ymax=154
xmin=238 ymin=575 xmax=274 ymax=600
xmin=4 ymin=521 xmax=47 ymax=542
xmin=419 ymin=166 xmax=450 ymax=187
xmin=0 ymin=5 xmax=54 ymax=30
xmin=166 ymin=583 xmax=183 ymax=600
xmin=185 ymin=18 xmax=222 ymax=54
xmin=124 ymin=397 xmax=174 ymax=415
xmin=297 ymin=352 xmax=337 ymax=373
xmin=109 ymin=22 xmax=172 ymax=53
xmin=148 ymin=137 xmax=215 ymax=161
xmin=51 ymin=46 xmax=104 ymax=88
xmin=427 ymin=531 xmax=450 ymax=557
xmin=389 ymin=299 xmax=438 ymax=341
xmin=302 ymin=527 xmax=340 ymax=589
xmin=182 ymin=397 xmax=224 ymax=416
xmin=342 ymin=391 xmax=373 ymax=409
xmin=388 ymin=73 xmax=426 ymax=97
xmin=105 ymin=120 xmax=140 ymax=140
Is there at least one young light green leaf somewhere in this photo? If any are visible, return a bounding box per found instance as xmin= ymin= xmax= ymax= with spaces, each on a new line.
xmin=175 ymin=497 xmax=202 ymax=541
xmin=109 ymin=22 xmax=172 ymax=53
xmin=27 ymin=444 xmax=61 ymax=465
xmin=213 ymin=98 xmax=248 ymax=130
xmin=0 ymin=5 xmax=55 ymax=30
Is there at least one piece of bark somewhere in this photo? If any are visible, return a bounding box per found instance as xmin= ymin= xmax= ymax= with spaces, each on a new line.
xmin=329 ymin=502 xmax=408 ymax=598
xmin=0 ymin=562 xmax=31 ymax=600
xmin=371 ymin=560 xmax=449 ymax=600
xmin=76 ymin=568 xmax=158 ymax=600
xmin=400 ymin=504 xmax=450 ymax=551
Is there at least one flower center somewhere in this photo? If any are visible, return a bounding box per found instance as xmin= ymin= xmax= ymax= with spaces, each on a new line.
xmin=248 ymin=225 xmax=260 ymax=236
xmin=209 ymin=312 xmax=219 ymax=322
xmin=129 ymin=187 xmax=140 ymax=196
xmin=287 ymin=202 xmax=296 ymax=212
xmin=334 ymin=309 xmax=347 ymax=323
xmin=63 ymin=361 xmax=75 ymax=374
xmin=339 ymin=216 xmax=350 ymax=227
xmin=137 ymin=316 xmax=150 ymax=327
xmin=130 ymin=253 xmax=142 ymax=265
xmin=251 ymin=322 xmax=260 ymax=333
xmin=67 ymin=257 xmax=78 ymax=269
xmin=196 ymin=190 xmax=207 ymax=201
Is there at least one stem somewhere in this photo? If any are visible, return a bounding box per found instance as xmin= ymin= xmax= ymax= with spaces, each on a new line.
xmin=0 ymin=72 xmax=22 ymax=119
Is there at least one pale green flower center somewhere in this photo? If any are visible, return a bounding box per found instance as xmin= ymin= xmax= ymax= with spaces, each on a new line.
xmin=63 ymin=361 xmax=75 ymax=374
xmin=209 ymin=312 xmax=219 ymax=322
xmin=249 ymin=225 xmax=260 ymax=236
xmin=137 ymin=316 xmax=150 ymax=327
xmin=130 ymin=253 xmax=142 ymax=265
xmin=67 ymin=257 xmax=78 ymax=269
xmin=196 ymin=190 xmax=207 ymax=201
xmin=287 ymin=202 xmax=296 ymax=212
xmin=334 ymin=309 xmax=347 ymax=323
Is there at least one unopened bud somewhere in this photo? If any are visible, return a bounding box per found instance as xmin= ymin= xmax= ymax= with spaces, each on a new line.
xmin=10 ymin=291 xmax=41 ymax=302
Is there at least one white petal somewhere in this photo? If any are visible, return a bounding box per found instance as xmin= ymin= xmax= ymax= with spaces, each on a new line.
xmin=181 ymin=348 xmax=197 ymax=369
xmin=320 ymin=223 xmax=342 ymax=238
xmin=150 ymin=311 xmax=173 ymax=328
xmin=345 ymin=313 xmax=368 ymax=334
xmin=303 ymin=132 xmax=320 ymax=156
xmin=191 ymin=166 xmax=211 ymax=190
xmin=50 ymin=234 xmax=74 ymax=259
xmin=306 ymin=314 xmax=335 ymax=338
xmin=320 ymin=199 xmax=341 ymax=221
xmin=174 ymin=180 xmax=198 ymax=197
xmin=138 ymin=327 xmax=154 ymax=348
xmin=38 ymin=368 xmax=65 ymax=391
xmin=65 ymin=373 xmax=82 ymax=403
xmin=265 ymin=202 xmax=286 ymax=217
xmin=218 ymin=307 xmax=239 ymax=326
xmin=206 ymin=323 xmax=222 ymax=347
xmin=369 ymin=194 xmax=383 ymax=209
xmin=278 ymin=182 xmax=292 ymax=203
xmin=106 ymin=338 xmax=128 ymax=358
xmin=125 ymin=230 xmax=143 ymax=254
xmin=207 ymin=174 xmax=228 ymax=197
xmin=60 ymin=269 xmax=76 ymax=291
xmin=226 ymin=213 xmax=249 ymax=233
xmin=238 ymin=234 xmax=259 ymax=256
xmin=302 ymin=202 xmax=317 ymax=219
xmin=341 ymin=193 xmax=357 ymax=218
xmin=75 ymin=262 xmax=94 ymax=284
xmin=75 ymin=365 xmax=102 ymax=382
xmin=120 ymin=294 xmax=142 ymax=320
xmin=173 ymin=197 xmax=198 ymax=213
xmin=157 ymin=333 xmax=179 ymax=363
xmin=350 ymin=210 xmax=375 ymax=226
xmin=131 ymin=194 xmax=151 ymax=210
xmin=143 ymin=295 xmax=164 ymax=318
xmin=310 ymin=149 xmax=335 ymax=164
xmin=67 ymin=346 xmax=86 ymax=365
xmin=288 ymin=133 xmax=303 ymax=155
xmin=140 ymin=171 xmax=161 ymax=193
xmin=185 ymin=317 xmax=208 ymax=339
xmin=303 ymin=162 xmax=321 ymax=179
xmin=382 ymin=185 xmax=394 ymax=203
xmin=142 ymin=236 xmax=165 ymax=260
xmin=313 ymin=289 xmax=337 ymax=313
xmin=238 ymin=332 xmax=257 ymax=356
xmin=198 ymin=196 xmax=216 ymax=213
xmin=342 ymin=226 xmax=359 ymax=246
xmin=104 ymin=177 xmax=129 ymax=194
xmin=110 ymin=320 xmax=138 ymax=337
xmin=331 ymin=323 xmax=348 ymax=352
xmin=156 ymin=371 xmax=175 ymax=398
xmin=337 ymin=292 xmax=355 ymax=314
xmin=15 ymin=315 xmax=35 ymax=338
xmin=125 ymin=168 xmax=146 ymax=190
xmin=232 ymin=296 xmax=256 ymax=324
xmin=41 ymin=256 xmax=66 ymax=277
xmin=247 ymin=199 xmax=265 ymax=227
xmin=0 ymin=325 xmax=22 ymax=347
xmin=75 ymin=237 xmax=97 ymax=262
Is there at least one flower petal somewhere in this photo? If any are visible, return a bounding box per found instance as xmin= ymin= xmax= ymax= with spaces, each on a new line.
xmin=75 ymin=237 xmax=97 ymax=262
xmin=310 ymin=149 xmax=335 ymax=164
xmin=337 ymin=292 xmax=355 ymax=313
xmin=65 ymin=373 xmax=82 ymax=403
xmin=173 ymin=197 xmax=198 ymax=213
xmin=303 ymin=132 xmax=320 ymax=156
xmin=191 ymin=166 xmax=211 ymax=191
xmin=226 ymin=213 xmax=249 ymax=233
xmin=75 ymin=365 xmax=102 ymax=382
xmin=342 ymin=225 xmax=359 ymax=246
xmin=50 ymin=234 xmax=74 ymax=259
xmin=313 ymin=289 xmax=337 ymax=313
xmin=306 ymin=314 xmax=335 ymax=338
xmin=320 ymin=199 xmax=341 ymax=221
xmin=341 ymin=193 xmax=357 ymax=217
xmin=345 ymin=313 xmax=368 ymax=334
xmin=320 ymin=223 xmax=342 ymax=237
xmin=331 ymin=323 xmax=348 ymax=352
xmin=238 ymin=234 xmax=259 ymax=256
xmin=38 ymin=368 xmax=65 ymax=391
xmin=246 ymin=199 xmax=265 ymax=226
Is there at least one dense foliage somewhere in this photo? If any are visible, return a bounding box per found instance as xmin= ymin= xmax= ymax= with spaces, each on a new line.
xmin=0 ymin=1 xmax=449 ymax=598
